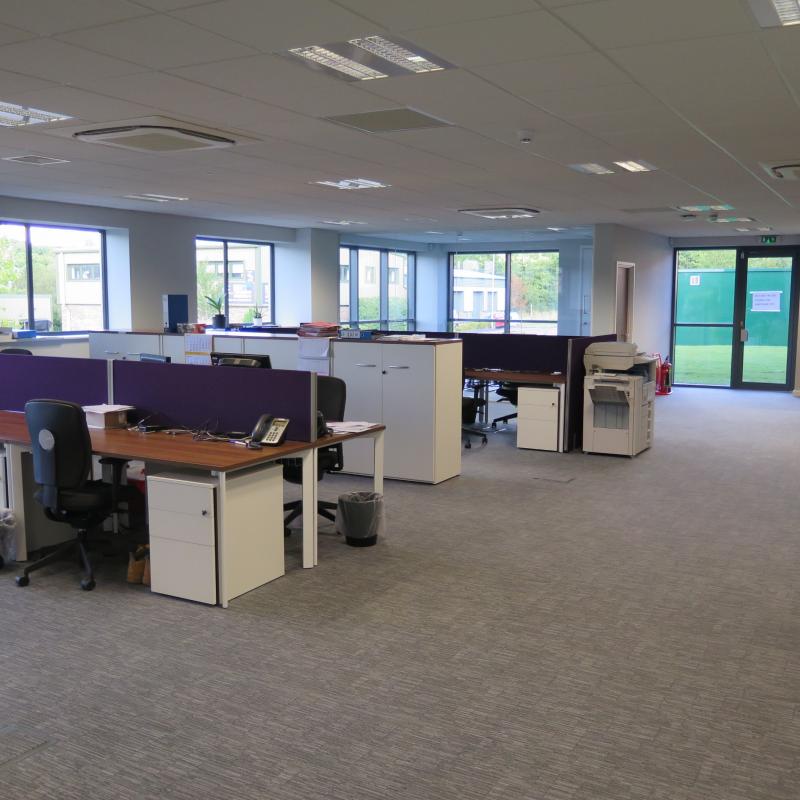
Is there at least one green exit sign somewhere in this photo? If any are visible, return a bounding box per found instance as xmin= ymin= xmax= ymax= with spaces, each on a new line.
xmin=761 ymin=235 xmax=778 ymax=244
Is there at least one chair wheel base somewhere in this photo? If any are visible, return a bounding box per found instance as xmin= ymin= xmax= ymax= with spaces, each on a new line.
xmin=80 ymin=579 xmax=96 ymax=591
xmin=465 ymin=441 xmax=471 ymax=449
xmin=16 ymin=575 xmax=29 ymax=587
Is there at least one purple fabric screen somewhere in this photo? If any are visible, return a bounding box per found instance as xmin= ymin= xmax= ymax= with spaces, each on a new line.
xmin=112 ymin=361 xmax=314 ymax=442
xmin=0 ymin=354 xmax=108 ymax=411
xmin=461 ymin=333 xmax=572 ymax=372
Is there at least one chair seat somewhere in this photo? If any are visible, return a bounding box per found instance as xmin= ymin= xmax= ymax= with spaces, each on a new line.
xmin=36 ymin=480 xmax=112 ymax=514
xmin=283 ymin=449 xmax=340 ymax=485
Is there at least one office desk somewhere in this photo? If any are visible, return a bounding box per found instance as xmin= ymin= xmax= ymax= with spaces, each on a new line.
xmin=0 ymin=411 xmax=385 ymax=606
xmin=464 ymin=369 xmax=567 ymax=451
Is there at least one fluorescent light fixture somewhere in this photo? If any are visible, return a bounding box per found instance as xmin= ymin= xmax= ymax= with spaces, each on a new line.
xmin=349 ymin=36 xmax=443 ymax=73
xmin=547 ymin=226 xmax=567 ymax=232
xmin=748 ymin=0 xmax=800 ymax=26
xmin=425 ymin=231 xmax=445 ymax=235
xmin=569 ymin=163 xmax=615 ymax=175
xmin=677 ymin=204 xmax=734 ymax=213
xmin=288 ymin=45 xmax=387 ymax=80
xmin=735 ymin=227 xmax=752 ymax=232
xmin=714 ymin=216 xmax=755 ymax=223
xmin=459 ymin=207 xmax=540 ymax=220
xmin=2 ymin=154 xmax=70 ymax=165
xmin=320 ymin=219 xmax=366 ymax=226
xmin=757 ymin=226 xmax=773 ymax=231
xmin=312 ymin=178 xmax=390 ymax=190
xmin=614 ymin=160 xmax=657 ymax=173
xmin=0 ymin=101 xmax=71 ymax=127
xmin=123 ymin=193 xmax=188 ymax=202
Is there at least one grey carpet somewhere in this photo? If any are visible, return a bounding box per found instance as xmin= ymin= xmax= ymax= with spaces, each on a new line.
xmin=1 ymin=388 xmax=799 ymax=800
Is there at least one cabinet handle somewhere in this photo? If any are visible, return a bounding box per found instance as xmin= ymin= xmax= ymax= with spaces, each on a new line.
xmin=104 ymin=351 xmax=120 ymax=355
xmin=355 ymin=363 xmax=377 ymax=367
xmin=201 ymin=509 xmax=208 ymax=516
xmin=127 ymin=352 xmax=142 ymax=357
xmin=386 ymin=365 xmax=410 ymax=369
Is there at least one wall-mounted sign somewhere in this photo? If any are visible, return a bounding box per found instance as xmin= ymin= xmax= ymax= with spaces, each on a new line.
xmin=689 ymin=275 xmax=701 ymax=286
xmin=761 ymin=235 xmax=778 ymax=244
xmin=751 ymin=290 xmax=782 ymax=312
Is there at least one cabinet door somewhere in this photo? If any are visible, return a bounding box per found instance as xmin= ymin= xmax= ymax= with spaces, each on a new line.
xmin=242 ymin=337 xmax=298 ymax=370
xmin=119 ymin=334 xmax=161 ymax=361
xmin=381 ymin=345 xmax=435 ymax=481
xmin=332 ymin=342 xmax=382 ymax=474
xmin=89 ymin=332 xmax=124 ymax=360
xmin=161 ymin=335 xmax=186 ymax=364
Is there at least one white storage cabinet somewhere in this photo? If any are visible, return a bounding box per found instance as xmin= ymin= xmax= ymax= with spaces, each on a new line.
xmin=89 ymin=331 xmax=161 ymax=361
xmin=516 ymin=387 xmax=561 ymax=452
xmin=333 ymin=340 xmax=461 ymax=484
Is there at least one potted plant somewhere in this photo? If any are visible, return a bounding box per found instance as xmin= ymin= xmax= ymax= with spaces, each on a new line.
xmin=206 ymin=296 xmax=226 ymax=329
xmin=251 ymin=305 xmax=264 ymax=327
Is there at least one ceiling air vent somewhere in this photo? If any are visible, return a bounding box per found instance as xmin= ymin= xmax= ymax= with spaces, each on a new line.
xmin=73 ymin=124 xmax=236 ymax=153
xmin=459 ymin=207 xmax=540 ymax=220
xmin=761 ymin=162 xmax=800 ymax=180
xmin=324 ymin=108 xmax=451 ymax=133
xmin=2 ymin=154 xmax=70 ymax=165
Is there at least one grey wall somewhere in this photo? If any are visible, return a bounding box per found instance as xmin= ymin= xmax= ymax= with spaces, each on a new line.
xmin=0 ymin=196 xmax=295 ymax=330
xmin=593 ymin=223 xmax=673 ymax=356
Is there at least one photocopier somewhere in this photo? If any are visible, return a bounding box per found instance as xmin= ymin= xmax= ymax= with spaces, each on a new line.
xmin=583 ymin=342 xmax=657 ymax=457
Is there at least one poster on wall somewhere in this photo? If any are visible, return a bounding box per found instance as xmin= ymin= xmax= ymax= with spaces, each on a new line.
xmin=750 ymin=291 xmax=782 ymax=313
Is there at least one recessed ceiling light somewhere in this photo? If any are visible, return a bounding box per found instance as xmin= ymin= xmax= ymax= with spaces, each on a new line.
xmin=2 ymin=154 xmax=70 ymax=165
xmin=547 ymin=226 xmax=567 ymax=232
xmin=288 ymin=45 xmax=387 ymax=80
xmin=677 ymin=204 xmax=734 ymax=212
xmin=713 ymin=216 xmax=755 ymax=223
xmin=748 ymin=0 xmax=800 ymax=27
xmin=123 ymin=193 xmax=188 ymax=202
xmin=312 ymin=178 xmax=390 ymax=190
xmin=320 ymin=219 xmax=367 ymax=226
xmin=614 ymin=160 xmax=657 ymax=173
xmin=348 ymin=36 xmax=444 ymax=73
xmin=459 ymin=207 xmax=540 ymax=220
xmin=0 ymin=101 xmax=71 ymax=127
xmin=569 ymin=163 xmax=615 ymax=175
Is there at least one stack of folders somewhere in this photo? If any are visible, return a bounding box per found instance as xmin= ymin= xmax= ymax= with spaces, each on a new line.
xmin=298 ymin=322 xmax=340 ymax=337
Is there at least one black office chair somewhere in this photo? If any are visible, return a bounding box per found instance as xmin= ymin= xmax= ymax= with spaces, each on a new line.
xmin=17 ymin=399 xmax=125 ymax=591
xmin=462 ymin=397 xmax=487 ymax=449
xmin=283 ymin=376 xmax=346 ymax=534
xmin=0 ymin=348 xmax=33 ymax=355
xmin=491 ymin=382 xmax=520 ymax=428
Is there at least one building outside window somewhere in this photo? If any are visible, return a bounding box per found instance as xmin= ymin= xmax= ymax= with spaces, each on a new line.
xmin=449 ymin=250 xmax=559 ymax=334
xmin=0 ymin=222 xmax=106 ymax=332
xmin=339 ymin=246 xmax=416 ymax=330
xmin=195 ymin=238 xmax=273 ymax=325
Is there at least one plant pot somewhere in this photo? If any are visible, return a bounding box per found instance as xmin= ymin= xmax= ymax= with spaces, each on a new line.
xmin=252 ymin=317 xmax=263 ymax=327
xmin=211 ymin=314 xmax=226 ymax=329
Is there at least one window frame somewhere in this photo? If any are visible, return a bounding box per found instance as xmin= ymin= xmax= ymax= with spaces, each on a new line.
xmin=447 ymin=249 xmax=559 ymax=334
xmin=340 ymin=245 xmax=417 ymax=329
xmin=195 ymin=236 xmax=275 ymax=324
xmin=0 ymin=220 xmax=108 ymax=332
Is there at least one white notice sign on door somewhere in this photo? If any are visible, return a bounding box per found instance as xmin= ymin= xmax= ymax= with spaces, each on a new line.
xmin=750 ymin=290 xmax=782 ymax=312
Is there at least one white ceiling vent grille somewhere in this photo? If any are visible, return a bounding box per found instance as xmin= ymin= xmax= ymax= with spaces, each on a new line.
xmin=761 ymin=162 xmax=800 ymax=180
xmin=2 ymin=154 xmax=70 ymax=165
xmin=73 ymin=124 xmax=236 ymax=152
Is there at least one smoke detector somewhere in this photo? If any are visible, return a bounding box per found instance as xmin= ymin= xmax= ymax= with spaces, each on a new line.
xmin=761 ymin=162 xmax=800 ymax=180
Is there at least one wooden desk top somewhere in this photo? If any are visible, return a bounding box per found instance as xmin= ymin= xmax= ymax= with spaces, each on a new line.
xmin=464 ymin=368 xmax=566 ymax=385
xmin=0 ymin=410 xmax=384 ymax=472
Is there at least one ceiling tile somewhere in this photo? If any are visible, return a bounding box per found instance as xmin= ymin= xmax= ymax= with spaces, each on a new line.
xmin=407 ymin=10 xmax=592 ymax=67
xmin=171 ymin=54 xmax=388 ymax=117
xmin=334 ymin=0 xmax=540 ymax=31
xmin=554 ymin=0 xmax=757 ymax=50
xmin=0 ymin=69 xmax=55 ymax=95
xmin=0 ymin=22 xmax=37 ymax=44
xmin=58 ymin=15 xmax=258 ymax=70
xmin=0 ymin=0 xmax=149 ymax=37
xmin=0 ymin=39 xmax=146 ymax=83
xmin=172 ymin=0 xmax=373 ymax=52
xmin=1 ymin=85 xmax=155 ymax=123
xmin=131 ymin=0 xmax=213 ymax=8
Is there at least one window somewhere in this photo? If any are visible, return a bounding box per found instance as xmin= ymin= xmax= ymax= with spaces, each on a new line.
xmin=196 ymin=238 xmax=273 ymax=325
xmin=0 ymin=222 xmax=106 ymax=332
xmin=339 ymin=246 xmax=416 ymax=330
xmin=449 ymin=251 xmax=559 ymax=334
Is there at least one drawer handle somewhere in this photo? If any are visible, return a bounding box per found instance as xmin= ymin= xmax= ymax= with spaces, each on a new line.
xmin=386 ymin=365 xmax=410 ymax=369
xmin=355 ymin=363 xmax=377 ymax=367
xmin=104 ymin=350 xmax=120 ymax=355
xmin=127 ymin=352 xmax=142 ymax=357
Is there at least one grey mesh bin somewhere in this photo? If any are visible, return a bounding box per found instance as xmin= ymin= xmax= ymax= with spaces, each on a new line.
xmin=336 ymin=491 xmax=384 ymax=547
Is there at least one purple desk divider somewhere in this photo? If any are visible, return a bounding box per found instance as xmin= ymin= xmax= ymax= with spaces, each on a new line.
xmin=112 ymin=360 xmax=314 ymax=442
xmin=461 ymin=333 xmax=572 ymax=372
xmin=0 ymin=353 xmax=108 ymax=412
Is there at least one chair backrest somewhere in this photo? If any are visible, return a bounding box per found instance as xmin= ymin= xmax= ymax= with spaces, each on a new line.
xmin=25 ymin=399 xmax=93 ymax=508
xmin=318 ymin=375 xmax=346 ymax=422
xmin=0 ymin=347 xmax=33 ymax=355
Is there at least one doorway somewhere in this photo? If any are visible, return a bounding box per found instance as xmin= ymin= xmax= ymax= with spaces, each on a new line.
xmin=673 ymin=247 xmax=799 ymax=389
xmin=615 ymin=261 xmax=634 ymax=343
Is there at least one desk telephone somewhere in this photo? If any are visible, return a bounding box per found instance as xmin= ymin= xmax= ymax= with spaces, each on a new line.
xmin=250 ymin=414 xmax=290 ymax=447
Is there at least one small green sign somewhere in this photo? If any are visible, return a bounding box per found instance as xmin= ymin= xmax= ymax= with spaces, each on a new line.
xmin=761 ymin=235 xmax=778 ymax=244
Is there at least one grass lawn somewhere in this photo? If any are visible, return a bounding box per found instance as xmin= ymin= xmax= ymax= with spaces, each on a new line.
xmin=674 ymin=345 xmax=788 ymax=385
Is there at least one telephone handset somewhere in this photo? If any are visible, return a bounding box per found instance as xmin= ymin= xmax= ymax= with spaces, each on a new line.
xmin=249 ymin=414 xmax=290 ymax=447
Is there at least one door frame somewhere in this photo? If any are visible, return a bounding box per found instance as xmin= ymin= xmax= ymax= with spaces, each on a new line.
xmin=615 ymin=261 xmax=635 ymax=343
xmin=732 ymin=246 xmax=799 ymax=390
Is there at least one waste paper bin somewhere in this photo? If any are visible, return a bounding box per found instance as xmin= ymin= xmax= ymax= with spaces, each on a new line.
xmin=336 ymin=491 xmax=384 ymax=547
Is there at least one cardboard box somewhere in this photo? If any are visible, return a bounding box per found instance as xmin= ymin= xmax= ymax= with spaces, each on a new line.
xmin=82 ymin=404 xmax=133 ymax=429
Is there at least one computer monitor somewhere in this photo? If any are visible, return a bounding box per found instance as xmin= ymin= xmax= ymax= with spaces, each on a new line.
xmin=210 ymin=352 xmax=271 ymax=369
xmin=140 ymin=353 xmax=172 ymax=364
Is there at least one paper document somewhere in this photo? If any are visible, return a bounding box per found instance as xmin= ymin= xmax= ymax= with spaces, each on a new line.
xmin=328 ymin=421 xmax=375 ymax=433
xmin=185 ymin=333 xmax=213 ymax=365
xmin=750 ymin=290 xmax=781 ymax=312
xmin=82 ymin=404 xmax=133 ymax=413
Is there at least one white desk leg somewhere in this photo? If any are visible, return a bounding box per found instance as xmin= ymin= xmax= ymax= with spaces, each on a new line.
xmin=6 ymin=444 xmax=27 ymax=562
xmin=213 ymin=470 xmax=229 ymax=608
xmin=301 ymin=448 xmax=318 ymax=568
xmin=372 ymin=429 xmax=384 ymax=495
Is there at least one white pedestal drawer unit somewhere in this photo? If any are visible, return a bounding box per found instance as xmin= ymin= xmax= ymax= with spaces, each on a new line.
xmin=147 ymin=466 xmax=284 ymax=605
xmin=516 ymin=386 xmax=562 ymax=452
xmin=333 ymin=339 xmax=462 ymax=483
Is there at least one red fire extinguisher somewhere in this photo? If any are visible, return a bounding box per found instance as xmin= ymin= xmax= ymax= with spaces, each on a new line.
xmin=657 ymin=354 xmax=672 ymax=396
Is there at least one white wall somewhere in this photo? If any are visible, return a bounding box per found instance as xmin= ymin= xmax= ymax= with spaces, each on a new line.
xmin=593 ymin=223 xmax=673 ymax=355
xmin=0 ymin=196 xmax=295 ymax=330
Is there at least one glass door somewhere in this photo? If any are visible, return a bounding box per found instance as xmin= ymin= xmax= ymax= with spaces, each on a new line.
xmin=733 ymin=249 xmax=798 ymax=389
